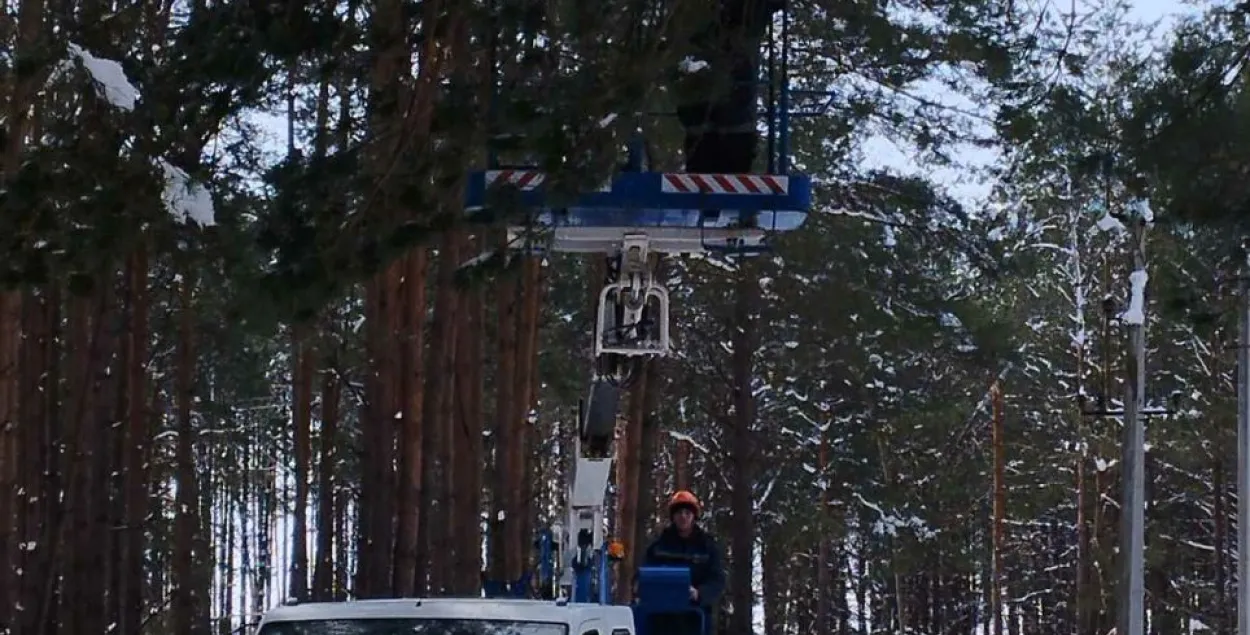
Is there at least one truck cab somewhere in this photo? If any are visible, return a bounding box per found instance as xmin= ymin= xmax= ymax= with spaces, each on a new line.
xmin=256 ymin=598 xmax=637 ymax=635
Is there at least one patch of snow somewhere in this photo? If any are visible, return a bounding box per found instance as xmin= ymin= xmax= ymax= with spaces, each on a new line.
xmin=156 ymin=159 xmax=216 ymax=226
xmin=65 ymin=43 xmax=139 ymax=111
xmin=939 ymin=312 xmax=962 ymax=329
xmin=678 ymin=57 xmax=709 ymax=73
xmin=459 ymin=250 xmax=495 ymax=270
xmin=598 ymin=113 xmax=618 ymax=127
xmin=1121 ymin=269 xmax=1148 ymax=325
xmin=882 ymin=224 xmax=896 ymax=247
xmin=1095 ymin=213 xmax=1124 ymax=233
xmin=667 ymin=430 xmax=709 ymax=454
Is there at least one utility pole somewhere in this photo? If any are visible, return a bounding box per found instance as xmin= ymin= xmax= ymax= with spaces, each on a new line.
xmin=1237 ymin=241 xmax=1250 ymax=635
xmin=1116 ymin=207 xmax=1148 ymax=635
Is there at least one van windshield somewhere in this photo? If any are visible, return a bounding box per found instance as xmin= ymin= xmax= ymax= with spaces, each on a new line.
xmin=258 ymin=619 xmax=569 ymax=635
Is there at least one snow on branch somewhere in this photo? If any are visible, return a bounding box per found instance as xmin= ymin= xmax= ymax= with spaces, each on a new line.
xmin=157 ymin=159 xmax=216 ymax=226
xmin=59 ymin=42 xmax=216 ymax=227
xmin=64 ymin=43 xmax=139 ymax=111
xmin=666 ymin=430 xmax=709 ymax=454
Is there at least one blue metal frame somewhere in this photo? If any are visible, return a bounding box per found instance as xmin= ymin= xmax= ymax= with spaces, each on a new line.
xmin=537 ymin=528 xmax=555 ymax=595
xmin=572 ymin=555 xmax=593 ymax=603
xmin=464 ymin=172 xmax=811 ymax=232
xmin=597 ymin=544 xmax=611 ymax=605
xmin=567 ymin=542 xmax=612 ymax=605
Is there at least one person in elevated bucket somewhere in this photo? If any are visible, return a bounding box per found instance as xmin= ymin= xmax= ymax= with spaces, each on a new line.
xmin=641 ymin=490 xmax=726 ymax=615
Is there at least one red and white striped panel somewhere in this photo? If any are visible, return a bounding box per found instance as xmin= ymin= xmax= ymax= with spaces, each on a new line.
xmin=661 ymin=173 xmax=789 ymax=195
xmin=485 ymin=170 xmax=612 ymax=192
xmin=485 ymin=170 xmax=545 ymax=190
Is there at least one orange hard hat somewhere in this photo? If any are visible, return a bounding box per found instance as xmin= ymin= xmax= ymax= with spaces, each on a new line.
xmin=667 ymin=490 xmax=702 ymax=517
xmin=607 ymin=540 xmax=626 ymax=560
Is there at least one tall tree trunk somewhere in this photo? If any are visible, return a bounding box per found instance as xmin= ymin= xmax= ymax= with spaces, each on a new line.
xmin=357 ymin=0 xmax=411 ymax=585
xmin=360 ymin=264 xmax=399 ymax=598
xmin=0 ymin=0 xmax=41 ymax=623
xmin=631 ymin=362 xmax=662 ymax=581
xmin=57 ymin=294 xmax=90 ymax=635
xmin=453 ymin=266 xmax=485 ymax=595
xmin=512 ymin=255 xmax=542 ymax=580
xmin=314 ymin=357 xmax=341 ymax=601
xmin=991 ymin=381 xmax=1006 ymax=635
xmin=727 ymin=267 xmax=759 ymax=635
xmin=394 ymin=250 xmax=429 ymax=597
xmin=426 ymin=230 xmax=464 ymax=594
xmin=22 ymin=285 xmax=61 ymax=635
xmin=674 ymin=438 xmax=691 ymax=491
xmin=173 ymin=272 xmax=206 ymax=635
xmin=816 ymin=429 xmax=831 ymax=635
xmin=1214 ymin=457 xmax=1228 ymax=635
xmin=290 ymin=326 xmax=315 ymax=601
xmin=62 ymin=278 xmax=120 ymax=635
xmin=761 ymin=530 xmax=786 ymax=635
xmin=118 ymin=246 xmax=150 ymax=635
xmin=615 ymin=362 xmax=648 ymax=603
xmin=490 ymin=246 xmax=519 ymax=582
xmin=0 ymin=291 xmax=20 ymax=627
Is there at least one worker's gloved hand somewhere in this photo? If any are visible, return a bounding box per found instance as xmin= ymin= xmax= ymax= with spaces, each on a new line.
xmin=689 ymin=586 xmax=699 ymax=602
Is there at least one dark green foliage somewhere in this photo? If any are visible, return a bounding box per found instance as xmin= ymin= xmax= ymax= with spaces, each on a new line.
xmin=1123 ymin=9 xmax=1250 ymax=230
xmin=0 ymin=138 xmax=162 ymax=292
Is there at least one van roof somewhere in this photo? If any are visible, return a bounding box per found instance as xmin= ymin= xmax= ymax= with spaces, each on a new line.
xmin=260 ymin=598 xmax=636 ymax=626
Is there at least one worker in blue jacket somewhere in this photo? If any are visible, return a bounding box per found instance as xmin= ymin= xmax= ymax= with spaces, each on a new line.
xmin=641 ymin=490 xmax=726 ymax=624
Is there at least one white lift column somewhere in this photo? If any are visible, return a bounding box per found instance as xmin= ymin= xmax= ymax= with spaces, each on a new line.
xmin=562 ymin=436 xmax=613 ymax=602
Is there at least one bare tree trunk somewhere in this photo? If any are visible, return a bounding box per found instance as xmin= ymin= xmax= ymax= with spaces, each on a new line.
xmin=631 ymin=362 xmax=662 ymax=582
xmin=761 ymin=530 xmax=786 ymax=635
xmin=358 ymin=0 xmax=412 ymax=587
xmin=173 ymin=272 xmax=206 ymax=635
xmin=0 ymin=0 xmax=41 ymax=623
xmin=1215 ymin=457 xmax=1229 ymax=635
xmin=62 ymin=277 xmax=121 ymax=635
xmin=19 ymin=285 xmax=60 ymax=635
xmin=290 ymin=326 xmax=315 ymax=601
xmin=727 ymin=267 xmax=759 ymax=635
xmin=512 ymin=255 xmax=542 ymax=581
xmin=991 ymin=381 xmax=1006 ymax=635
xmin=313 ymin=352 xmax=341 ymax=601
xmin=454 ymin=268 xmax=485 ymax=595
xmin=614 ymin=362 xmax=645 ymax=603
xmin=816 ymin=430 xmax=831 ymax=635
xmin=675 ymin=438 xmax=691 ymax=491
xmin=426 ymin=230 xmax=464 ymax=594
xmin=490 ymin=245 xmax=518 ymax=582
xmin=118 ymin=246 xmax=150 ymax=635
xmin=0 ymin=290 xmax=19 ymax=627
xmin=393 ymin=250 xmax=429 ymax=597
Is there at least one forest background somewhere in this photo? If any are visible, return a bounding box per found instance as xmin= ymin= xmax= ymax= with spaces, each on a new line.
xmin=4 ymin=0 xmax=1250 ymax=634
